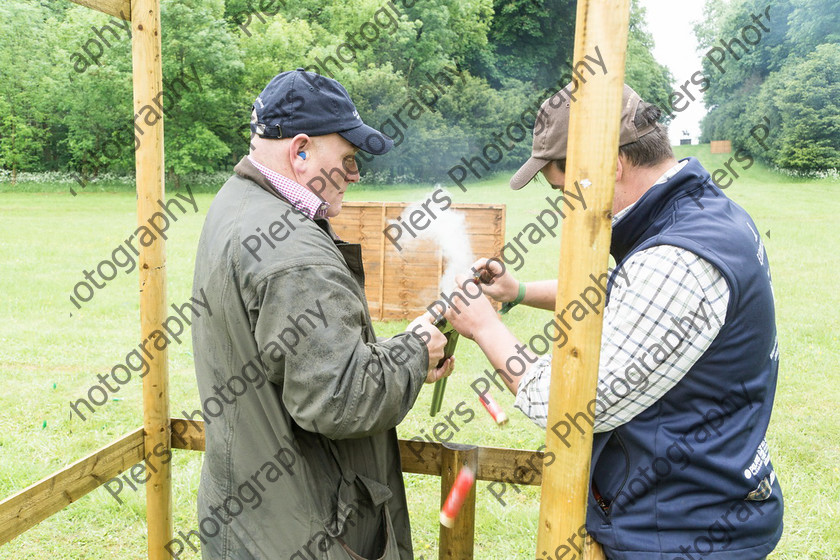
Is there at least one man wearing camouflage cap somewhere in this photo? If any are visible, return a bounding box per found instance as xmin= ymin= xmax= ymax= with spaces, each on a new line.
xmin=445 ymin=84 xmax=783 ymax=559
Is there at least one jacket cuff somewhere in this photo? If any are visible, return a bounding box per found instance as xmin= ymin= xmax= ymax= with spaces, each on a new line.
xmin=392 ymin=331 xmax=429 ymax=384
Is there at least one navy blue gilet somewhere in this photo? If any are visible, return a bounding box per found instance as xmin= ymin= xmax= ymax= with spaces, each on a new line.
xmin=586 ymin=158 xmax=783 ymax=560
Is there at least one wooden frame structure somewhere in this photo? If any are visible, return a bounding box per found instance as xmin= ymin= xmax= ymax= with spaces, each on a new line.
xmin=0 ymin=0 xmax=630 ymax=558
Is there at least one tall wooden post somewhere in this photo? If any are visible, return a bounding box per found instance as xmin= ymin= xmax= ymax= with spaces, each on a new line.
xmin=535 ymin=1 xmax=631 ymax=558
xmin=131 ymin=0 xmax=172 ymax=557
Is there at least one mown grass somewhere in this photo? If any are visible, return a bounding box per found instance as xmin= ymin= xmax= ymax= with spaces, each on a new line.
xmin=0 ymin=144 xmax=837 ymax=558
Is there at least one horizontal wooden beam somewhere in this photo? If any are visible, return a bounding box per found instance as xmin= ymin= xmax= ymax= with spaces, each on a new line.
xmin=0 ymin=420 xmax=545 ymax=546
xmin=171 ymin=418 xmax=206 ymax=451
xmin=66 ymin=0 xmax=131 ymax=20
xmin=0 ymin=428 xmax=144 ymax=545
xmin=476 ymin=444 xmax=545 ymax=486
xmin=399 ymin=439 xmax=442 ymax=476
xmin=170 ymin=419 xmax=545 ymax=485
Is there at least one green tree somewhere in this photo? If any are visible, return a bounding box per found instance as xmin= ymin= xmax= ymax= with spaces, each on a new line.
xmin=159 ymin=0 xmax=243 ymax=183
xmin=751 ymin=43 xmax=840 ymax=170
xmin=697 ymin=0 xmax=840 ymax=171
xmin=787 ymin=0 xmax=840 ymax=57
xmin=0 ymin=3 xmax=55 ymax=181
xmin=696 ymin=0 xmax=793 ymax=110
xmin=400 ymin=0 xmax=494 ymax=78
xmin=53 ymin=0 xmax=242 ymax=181
xmin=480 ymin=0 xmax=575 ymax=90
xmin=0 ymin=0 xmax=682 ymax=183
xmin=56 ymin=6 xmax=135 ymax=176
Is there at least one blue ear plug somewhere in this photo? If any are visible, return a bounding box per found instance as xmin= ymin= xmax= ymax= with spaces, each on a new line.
xmin=299 ymin=152 xmax=306 ymax=160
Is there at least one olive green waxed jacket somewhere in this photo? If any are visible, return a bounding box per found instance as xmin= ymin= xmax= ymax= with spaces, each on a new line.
xmin=190 ymin=158 xmax=428 ymax=559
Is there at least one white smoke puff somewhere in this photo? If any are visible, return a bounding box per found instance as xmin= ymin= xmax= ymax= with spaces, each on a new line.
xmin=392 ymin=186 xmax=474 ymax=294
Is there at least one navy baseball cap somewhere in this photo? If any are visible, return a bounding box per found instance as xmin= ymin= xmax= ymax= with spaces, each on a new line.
xmin=251 ymin=68 xmax=394 ymax=155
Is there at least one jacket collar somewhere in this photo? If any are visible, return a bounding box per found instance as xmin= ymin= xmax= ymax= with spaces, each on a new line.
xmin=234 ymin=156 xmax=285 ymax=202
xmin=233 ymin=156 xmax=342 ymax=242
xmin=610 ymin=157 xmax=711 ymax=262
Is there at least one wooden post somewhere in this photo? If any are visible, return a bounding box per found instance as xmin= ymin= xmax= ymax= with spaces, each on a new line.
xmin=130 ymin=0 xmax=172 ymax=557
xmin=535 ymin=0 xmax=631 ymax=558
xmin=378 ymin=203 xmax=387 ymax=320
xmin=438 ymin=443 xmax=477 ymax=560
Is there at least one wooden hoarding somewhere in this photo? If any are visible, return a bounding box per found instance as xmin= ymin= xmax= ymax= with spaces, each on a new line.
xmin=331 ymin=202 xmax=505 ymax=321
xmin=711 ymin=140 xmax=732 ymax=154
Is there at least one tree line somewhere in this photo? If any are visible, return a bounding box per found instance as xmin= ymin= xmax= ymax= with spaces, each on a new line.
xmin=0 ymin=0 xmax=674 ymax=185
xmin=696 ymin=0 xmax=839 ymax=172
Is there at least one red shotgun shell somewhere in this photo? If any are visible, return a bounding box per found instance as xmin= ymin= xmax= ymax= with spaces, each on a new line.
xmin=440 ymin=466 xmax=475 ymax=528
xmin=479 ymin=393 xmax=509 ymax=425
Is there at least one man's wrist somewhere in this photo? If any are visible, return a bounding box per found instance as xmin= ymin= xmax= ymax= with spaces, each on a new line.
xmin=472 ymin=319 xmax=508 ymax=349
xmin=511 ymin=282 xmax=526 ymax=305
xmin=404 ymin=328 xmax=431 ymax=369
xmin=501 ymin=282 xmax=526 ymax=314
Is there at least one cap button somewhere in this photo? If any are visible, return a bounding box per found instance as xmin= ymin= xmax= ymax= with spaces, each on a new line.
xmin=296 ymin=67 xmax=304 ymax=71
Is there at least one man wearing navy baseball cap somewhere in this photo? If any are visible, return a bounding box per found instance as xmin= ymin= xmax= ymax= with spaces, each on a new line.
xmin=247 ymin=68 xmax=395 ymax=218
xmin=190 ymin=69 xmax=453 ymax=559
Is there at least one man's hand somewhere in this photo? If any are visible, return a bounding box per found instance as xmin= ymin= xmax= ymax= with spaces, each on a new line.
xmin=473 ymin=257 xmax=559 ymax=311
xmin=426 ymin=356 xmax=455 ymax=384
xmin=406 ymin=313 xmax=452 ymax=382
xmin=443 ymin=275 xmax=502 ymax=341
xmin=471 ymin=257 xmax=520 ymax=303
xmin=443 ymin=276 xmax=535 ymax=396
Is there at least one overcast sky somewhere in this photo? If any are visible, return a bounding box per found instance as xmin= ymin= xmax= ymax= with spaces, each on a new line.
xmin=638 ymin=0 xmax=709 ymax=144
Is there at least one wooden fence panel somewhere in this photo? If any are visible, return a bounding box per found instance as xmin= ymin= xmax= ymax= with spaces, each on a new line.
xmin=331 ymin=202 xmax=505 ymax=320
xmin=710 ymin=140 xmax=732 ymax=154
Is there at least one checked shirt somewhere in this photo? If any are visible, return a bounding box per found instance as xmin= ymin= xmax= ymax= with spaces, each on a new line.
xmin=515 ymin=162 xmax=731 ymax=431
xmin=248 ymin=156 xmax=329 ymax=219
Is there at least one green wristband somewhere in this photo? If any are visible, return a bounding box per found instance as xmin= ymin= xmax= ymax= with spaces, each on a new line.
xmin=512 ymin=282 xmax=526 ymax=305
xmin=499 ymin=282 xmax=526 ymax=315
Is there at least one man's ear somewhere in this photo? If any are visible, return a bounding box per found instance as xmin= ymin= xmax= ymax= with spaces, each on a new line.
xmin=289 ymin=134 xmax=311 ymax=176
xmin=615 ymin=156 xmax=624 ymax=182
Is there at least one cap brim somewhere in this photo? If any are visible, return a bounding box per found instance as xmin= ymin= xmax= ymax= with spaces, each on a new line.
xmin=339 ymin=123 xmax=394 ymax=155
xmin=509 ymin=156 xmax=550 ymax=190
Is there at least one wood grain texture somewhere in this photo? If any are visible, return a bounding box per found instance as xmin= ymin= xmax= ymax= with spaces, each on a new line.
xmin=66 ymin=0 xmax=130 ymax=19
xmin=535 ymin=1 xmax=631 ymax=558
xmin=710 ymin=140 xmax=732 ymax=154
xmin=170 ymin=418 xmax=206 ymax=451
xmin=438 ymin=444 xmax=477 ymax=560
xmin=131 ymin=0 xmax=172 ymax=556
xmin=0 ymin=428 xmax=144 ymax=545
xmin=331 ymin=202 xmax=505 ymax=320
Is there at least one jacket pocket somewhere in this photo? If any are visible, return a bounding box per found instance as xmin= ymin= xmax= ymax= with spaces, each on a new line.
xmin=327 ymin=472 xmax=395 ymax=559
xmin=590 ymin=432 xmax=630 ymax=520
xmin=338 ymin=504 xmax=399 ymax=560
xmin=327 ymin=472 xmax=392 ymax=532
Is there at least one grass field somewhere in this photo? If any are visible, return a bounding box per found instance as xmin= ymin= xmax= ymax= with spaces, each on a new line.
xmin=0 ymin=144 xmax=838 ymax=559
